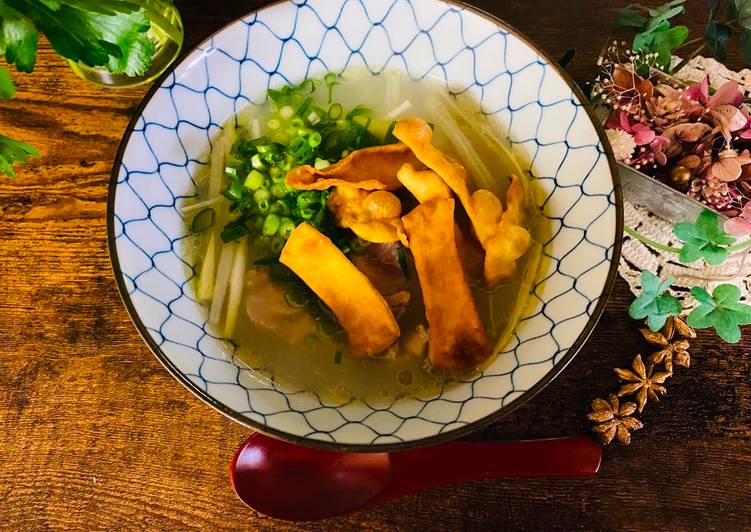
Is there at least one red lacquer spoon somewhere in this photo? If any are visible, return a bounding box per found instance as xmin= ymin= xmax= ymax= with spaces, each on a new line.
xmin=230 ymin=433 xmax=601 ymax=521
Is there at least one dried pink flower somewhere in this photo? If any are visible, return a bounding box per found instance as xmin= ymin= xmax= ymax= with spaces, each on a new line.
xmin=708 ymin=149 xmax=751 ymax=182
xmin=618 ymin=112 xmax=656 ymax=145
xmin=724 ymin=202 xmax=751 ymax=236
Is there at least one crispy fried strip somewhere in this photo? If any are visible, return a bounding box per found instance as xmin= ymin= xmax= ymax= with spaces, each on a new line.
xmin=327 ymin=188 xmax=408 ymax=245
xmin=280 ymin=223 xmax=400 ymax=356
xmin=402 ymin=199 xmax=490 ymax=370
xmin=396 ymin=163 xmax=452 ymax=202
xmin=285 ymin=143 xmax=419 ymax=191
xmin=393 ymin=118 xmax=496 ymax=244
xmin=482 ymin=175 xmax=532 ymax=289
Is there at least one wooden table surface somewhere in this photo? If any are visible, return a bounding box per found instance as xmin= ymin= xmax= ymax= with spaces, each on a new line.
xmin=2 ymin=0 xmax=750 ymax=529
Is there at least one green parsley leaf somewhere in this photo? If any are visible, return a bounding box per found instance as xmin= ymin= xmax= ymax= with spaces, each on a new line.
xmin=0 ymin=3 xmax=38 ymax=73
xmin=0 ymin=65 xmax=16 ymax=99
xmin=687 ymin=284 xmax=751 ymax=343
xmin=629 ymin=270 xmax=682 ymax=331
xmin=0 ymin=133 xmax=39 ymax=177
xmin=674 ymin=209 xmax=736 ymax=265
xmin=4 ymin=0 xmax=154 ymax=76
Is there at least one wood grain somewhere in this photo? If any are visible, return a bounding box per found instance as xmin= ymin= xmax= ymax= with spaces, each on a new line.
xmin=1 ymin=0 xmax=750 ymax=530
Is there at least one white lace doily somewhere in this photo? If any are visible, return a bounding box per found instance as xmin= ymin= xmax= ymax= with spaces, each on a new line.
xmin=618 ymin=57 xmax=751 ymax=310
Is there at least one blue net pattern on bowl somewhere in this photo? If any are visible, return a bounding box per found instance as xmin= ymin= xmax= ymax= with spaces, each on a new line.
xmin=111 ymin=0 xmax=618 ymax=446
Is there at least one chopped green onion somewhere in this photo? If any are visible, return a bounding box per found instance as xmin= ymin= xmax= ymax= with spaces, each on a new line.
xmin=290 ymin=117 xmax=304 ymax=129
xmin=191 ymin=208 xmax=215 ymax=233
xmin=257 ymin=144 xmax=275 ymax=154
xmin=267 ymin=118 xmax=281 ymax=130
xmin=297 ymin=191 xmax=321 ymax=208
xmin=299 ymin=78 xmax=315 ymax=94
xmin=284 ymin=286 xmax=308 ymax=308
xmin=333 ymin=350 xmax=343 ymax=364
xmin=269 ymin=166 xmax=282 ymax=179
xmin=224 ymin=166 xmax=239 ymax=179
xmin=270 ymin=235 xmax=286 ymax=255
xmin=328 ymin=103 xmax=343 ymax=120
xmin=384 ymin=120 xmax=398 ymax=144
xmin=251 ymin=153 xmax=266 ymax=170
xmin=314 ymin=158 xmax=330 ymax=170
xmin=307 ymin=111 xmax=321 ymax=125
xmin=271 ymin=200 xmax=291 ymax=216
xmin=222 ymin=181 xmax=244 ymax=202
xmin=257 ymin=199 xmax=270 ymax=213
xmin=270 ymin=183 xmax=286 ymax=198
xmin=252 ymin=233 xmax=271 ymax=251
xmin=279 ymin=217 xmax=296 ymax=239
xmin=253 ymin=188 xmax=270 ymax=204
xmin=221 ymin=219 xmax=249 ymax=243
xmin=309 ymin=131 xmax=322 ymax=148
xmin=279 ymin=105 xmax=294 ymax=119
xmin=262 ymin=214 xmax=281 ymax=236
xmin=244 ymin=169 xmax=265 ymax=190
xmin=349 ymin=236 xmax=370 ymax=254
xmin=297 ymin=97 xmax=313 ymax=119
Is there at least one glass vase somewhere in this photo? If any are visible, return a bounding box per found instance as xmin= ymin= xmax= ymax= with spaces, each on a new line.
xmin=67 ymin=1 xmax=183 ymax=88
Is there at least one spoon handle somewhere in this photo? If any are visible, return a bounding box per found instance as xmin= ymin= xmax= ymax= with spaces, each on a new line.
xmin=372 ymin=436 xmax=600 ymax=504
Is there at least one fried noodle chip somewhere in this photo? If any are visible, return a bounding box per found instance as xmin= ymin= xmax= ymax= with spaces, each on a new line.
xmin=402 ymin=198 xmax=491 ymax=370
xmin=327 ymin=187 xmax=408 ymax=245
xmin=280 ymin=223 xmax=400 ymax=357
xmin=285 ymin=143 xmax=419 ymax=191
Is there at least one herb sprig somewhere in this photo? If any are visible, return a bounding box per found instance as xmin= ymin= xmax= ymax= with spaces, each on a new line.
xmin=0 ymin=0 xmax=176 ymax=177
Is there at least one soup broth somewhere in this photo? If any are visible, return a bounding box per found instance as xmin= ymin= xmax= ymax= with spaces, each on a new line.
xmin=185 ymin=70 xmax=545 ymax=405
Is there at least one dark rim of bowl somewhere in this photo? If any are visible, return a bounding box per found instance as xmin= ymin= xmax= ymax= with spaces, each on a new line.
xmin=107 ymin=0 xmax=624 ymax=452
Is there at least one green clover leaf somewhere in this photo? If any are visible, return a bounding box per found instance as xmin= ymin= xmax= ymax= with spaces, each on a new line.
xmin=629 ymin=270 xmax=682 ymax=331
xmin=687 ymin=284 xmax=751 ymax=343
xmin=674 ymin=210 xmax=736 ymax=265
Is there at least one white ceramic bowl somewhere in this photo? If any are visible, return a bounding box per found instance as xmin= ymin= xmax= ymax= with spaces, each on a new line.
xmin=109 ymin=0 xmax=622 ymax=450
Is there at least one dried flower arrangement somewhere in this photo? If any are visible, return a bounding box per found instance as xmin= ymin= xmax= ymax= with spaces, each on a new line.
xmin=593 ymin=0 xmax=751 ymax=224
xmin=587 ymin=1 xmax=751 ymax=444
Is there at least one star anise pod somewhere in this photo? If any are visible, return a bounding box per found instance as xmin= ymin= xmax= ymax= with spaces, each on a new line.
xmin=640 ymin=326 xmax=692 ymax=372
xmin=614 ymin=354 xmax=671 ymax=412
xmin=588 ymin=394 xmax=644 ymax=445
xmin=649 ymin=338 xmax=691 ymax=372
xmin=671 ymin=316 xmax=696 ymax=339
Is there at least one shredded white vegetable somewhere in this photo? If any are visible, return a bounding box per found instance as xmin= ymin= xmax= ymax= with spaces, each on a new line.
xmin=178 ymin=195 xmax=224 ymax=217
xmin=384 ymin=100 xmax=412 ymax=120
xmin=197 ymin=233 xmax=217 ymax=302
xmin=384 ymin=71 xmax=399 ymax=112
xmin=436 ymin=90 xmax=526 ymax=178
xmin=431 ymin=103 xmax=495 ymax=190
xmin=209 ymin=243 xmax=236 ymax=325
xmin=223 ymin=240 xmax=248 ymax=337
xmin=208 ymin=131 xmax=226 ymax=199
xmin=250 ymin=117 xmax=261 ymax=139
